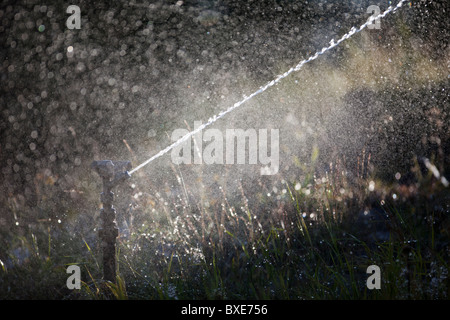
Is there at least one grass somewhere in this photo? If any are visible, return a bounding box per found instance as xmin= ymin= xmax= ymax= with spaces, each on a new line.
xmin=1 ymin=153 xmax=447 ymax=300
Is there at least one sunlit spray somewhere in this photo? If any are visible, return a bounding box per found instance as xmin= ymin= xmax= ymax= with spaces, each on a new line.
xmin=128 ymin=0 xmax=408 ymax=175
xmin=171 ymin=121 xmax=279 ymax=175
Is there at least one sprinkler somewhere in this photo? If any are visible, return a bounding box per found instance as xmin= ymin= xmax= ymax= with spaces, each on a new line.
xmin=91 ymin=160 xmax=131 ymax=283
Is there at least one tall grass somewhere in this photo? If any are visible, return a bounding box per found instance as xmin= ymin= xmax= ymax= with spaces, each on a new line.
xmin=0 ymin=154 xmax=448 ymax=299
xmin=105 ymin=154 xmax=447 ymax=300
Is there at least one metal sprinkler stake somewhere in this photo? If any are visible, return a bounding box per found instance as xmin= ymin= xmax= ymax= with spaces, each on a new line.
xmin=91 ymin=160 xmax=131 ymax=283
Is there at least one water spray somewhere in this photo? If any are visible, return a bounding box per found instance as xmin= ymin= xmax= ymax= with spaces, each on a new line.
xmin=91 ymin=160 xmax=131 ymax=283
xmin=128 ymin=0 xmax=408 ymax=175
xmin=91 ymin=0 xmax=408 ymax=283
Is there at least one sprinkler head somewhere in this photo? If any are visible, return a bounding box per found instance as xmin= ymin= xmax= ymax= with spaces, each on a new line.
xmin=91 ymin=160 xmax=132 ymax=187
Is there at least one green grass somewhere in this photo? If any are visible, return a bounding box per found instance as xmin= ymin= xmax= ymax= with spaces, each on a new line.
xmin=0 ymin=157 xmax=448 ymax=300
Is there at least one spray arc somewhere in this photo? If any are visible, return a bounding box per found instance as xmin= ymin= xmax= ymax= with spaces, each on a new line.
xmin=90 ymin=0 xmax=408 ymax=283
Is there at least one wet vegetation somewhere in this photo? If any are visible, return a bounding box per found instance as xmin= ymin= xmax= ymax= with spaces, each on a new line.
xmin=0 ymin=0 xmax=448 ymax=299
